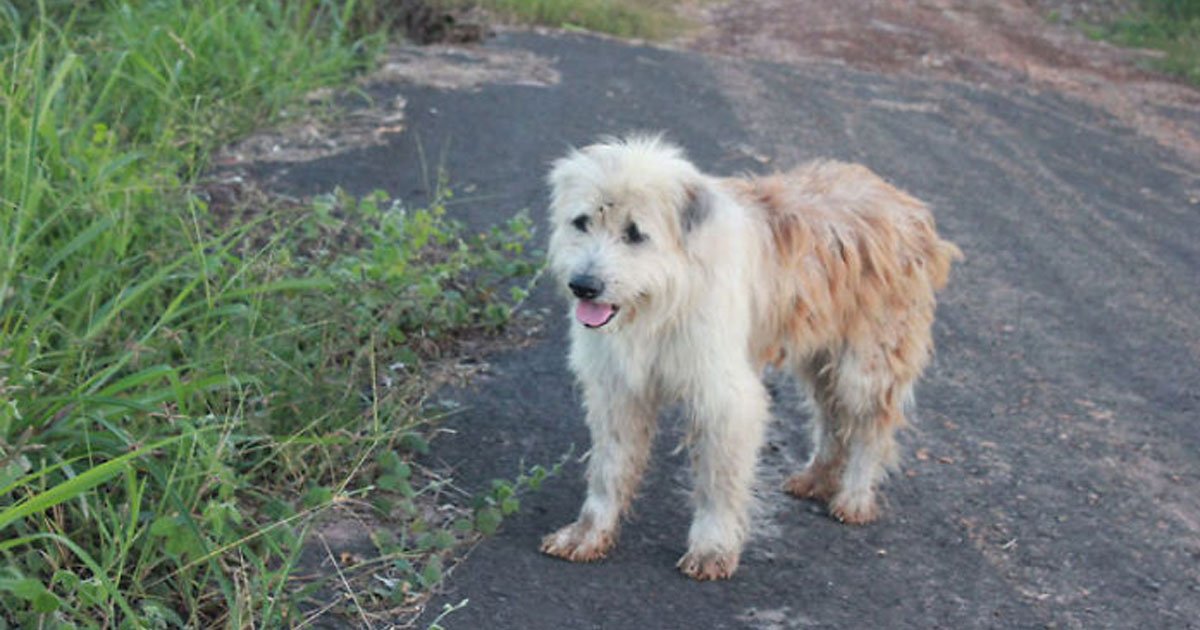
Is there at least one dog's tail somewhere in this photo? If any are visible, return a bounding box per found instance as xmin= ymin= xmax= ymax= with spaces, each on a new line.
xmin=929 ymin=238 xmax=964 ymax=291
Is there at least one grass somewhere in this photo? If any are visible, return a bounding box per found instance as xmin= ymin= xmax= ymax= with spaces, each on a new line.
xmin=1 ymin=0 xmax=543 ymax=626
xmin=1086 ymin=0 xmax=1200 ymax=84
xmin=448 ymin=0 xmax=692 ymax=39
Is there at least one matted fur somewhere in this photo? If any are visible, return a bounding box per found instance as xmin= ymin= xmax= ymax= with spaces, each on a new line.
xmin=539 ymin=135 xmax=961 ymax=580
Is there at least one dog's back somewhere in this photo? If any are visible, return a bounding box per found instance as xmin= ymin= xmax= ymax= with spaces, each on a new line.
xmin=724 ymin=161 xmax=962 ymax=372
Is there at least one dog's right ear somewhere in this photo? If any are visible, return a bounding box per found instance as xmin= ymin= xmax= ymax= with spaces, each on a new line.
xmin=547 ymin=146 xmax=600 ymax=207
xmin=681 ymin=182 xmax=715 ymax=234
xmin=547 ymin=154 xmax=576 ymax=197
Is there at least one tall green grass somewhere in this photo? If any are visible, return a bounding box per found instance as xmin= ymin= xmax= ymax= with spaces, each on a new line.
xmin=1 ymin=1 xmax=537 ymax=626
xmin=1090 ymin=0 xmax=1200 ymax=84
xmin=450 ymin=0 xmax=690 ymax=39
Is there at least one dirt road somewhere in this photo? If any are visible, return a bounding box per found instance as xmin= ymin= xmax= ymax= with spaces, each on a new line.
xmin=686 ymin=0 xmax=1200 ymax=163
xmin=230 ymin=10 xmax=1200 ymax=628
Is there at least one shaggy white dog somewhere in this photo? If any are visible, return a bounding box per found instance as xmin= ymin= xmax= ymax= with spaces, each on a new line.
xmin=539 ymin=135 xmax=961 ymax=580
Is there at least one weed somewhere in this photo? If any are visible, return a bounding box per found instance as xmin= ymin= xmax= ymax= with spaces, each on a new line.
xmin=444 ymin=0 xmax=692 ymax=39
xmin=355 ymin=456 xmax=569 ymax=622
xmin=1084 ymin=0 xmax=1200 ymax=84
xmin=1 ymin=0 xmax=542 ymax=626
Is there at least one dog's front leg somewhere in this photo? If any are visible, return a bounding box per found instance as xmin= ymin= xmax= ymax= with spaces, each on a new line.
xmin=678 ymin=371 xmax=769 ymax=580
xmin=541 ymin=383 xmax=657 ymax=562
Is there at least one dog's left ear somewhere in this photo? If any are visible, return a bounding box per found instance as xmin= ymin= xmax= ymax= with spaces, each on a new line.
xmin=681 ymin=182 xmax=714 ymax=234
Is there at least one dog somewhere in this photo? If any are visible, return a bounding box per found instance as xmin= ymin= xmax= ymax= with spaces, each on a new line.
xmin=538 ymin=135 xmax=961 ymax=580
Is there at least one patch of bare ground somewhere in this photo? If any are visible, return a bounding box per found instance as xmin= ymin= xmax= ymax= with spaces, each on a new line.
xmin=681 ymin=0 xmax=1200 ymax=163
xmin=211 ymin=43 xmax=556 ymax=169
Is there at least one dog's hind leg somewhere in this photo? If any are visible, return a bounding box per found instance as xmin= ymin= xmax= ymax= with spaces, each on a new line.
xmin=825 ymin=347 xmax=911 ymax=525
xmin=784 ymin=351 xmax=846 ymax=502
xmin=541 ymin=383 xmax=657 ymax=563
xmin=677 ymin=368 xmax=769 ymax=580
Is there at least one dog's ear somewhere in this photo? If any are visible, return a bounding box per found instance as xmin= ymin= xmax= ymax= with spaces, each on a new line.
xmin=547 ymin=145 xmax=603 ymax=204
xmin=546 ymin=154 xmax=577 ymax=197
xmin=681 ymin=182 xmax=714 ymax=234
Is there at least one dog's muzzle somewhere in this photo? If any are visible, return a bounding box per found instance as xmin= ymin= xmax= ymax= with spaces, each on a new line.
xmin=569 ymin=274 xmax=618 ymax=328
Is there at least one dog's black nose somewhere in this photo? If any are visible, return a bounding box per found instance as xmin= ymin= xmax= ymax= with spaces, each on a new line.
xmin=568 ymin=274 xmax=605 ymax=300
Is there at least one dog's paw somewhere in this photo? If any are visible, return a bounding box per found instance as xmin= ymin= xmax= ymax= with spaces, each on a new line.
xmin=829 ymin=490 xmax=880 ymax=525
xmin=677 ymin=549 xmax=740 ymax=581
xmin=539 ymin=521 xmax=614 ymax=562
xmin=783 ymin=468 xmax=839 ymax=502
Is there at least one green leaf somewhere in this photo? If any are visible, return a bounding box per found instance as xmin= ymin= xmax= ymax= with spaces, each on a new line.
xmin=376 ymin=474 xmax=401 ymax=492
xmin=474 ymin=506 xmax=502 ymax=536
xmin=396 ymin=500 xmax=418 ymax=518
xmin=528 ymin=465 xmax=547 ymax=490
xmin=263 ymin=499 xmax=295 ymax=520
xmin=370 ymin=529 xmax=397 ymax=553
xmin=490 ymin=479 xmax=513 ymax=500
xmin=420 ymin=555 xmax=443 ymax=587
xmin=77 ymin=578 xmax=104 ymax=608
xmin=150 ymin=515 xmax=178 ymax=538
xmin=219 ymin=277 xmax=334 ymax=300
xmin=32 ymin=590 xmax=60 ymax=613
xmin=0 ymin=533 xmax=138 ymax=621
xmin=51 ymin=569 xmax=79 ymax=592
xmin=302 ymin=486 xmax=333 ymax=508
xmin=398 ymin=432 xmax=429 ymax=455
xmin=500 ymin=496 xmax=520 ymax=516
xmin=0 ymin=459 xmax=32 ymax=496
xmin=0 ymin=578 xmax=46 ymax=600
xmin=395 ymin=347 xmax=420 ymax=368
xmin=391 ymin=461 xmax=412 ymax=480
xmin=432 ymin=529 xmax=456 ymax=550
xmin=377 ymin=475 xmax=413 ymax=497
xmin=376 ymin=450 xmax=402 ymax=473
xmin=0 ymin=437 xmax=180 ymax=531
xmin=371 ymin=497 xmax=394 ymax=515
xmin=0 ymin=576 xmax=59 ymax=611
xmin=37 ymin=216 xmax=115 ymax=276
xmin=164 ymin=527 xmax=198 ymax=558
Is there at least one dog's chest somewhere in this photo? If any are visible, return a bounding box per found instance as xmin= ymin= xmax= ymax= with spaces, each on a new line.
xmin=605 ymin=326 xmax=717 ymax=397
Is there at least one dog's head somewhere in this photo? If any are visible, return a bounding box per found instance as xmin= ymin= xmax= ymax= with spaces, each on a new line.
xmin=546 ymin=135 xmax=715 ymax=331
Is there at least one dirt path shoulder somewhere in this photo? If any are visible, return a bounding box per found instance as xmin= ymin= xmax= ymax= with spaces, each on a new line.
xmin=682 ymin=0 xmax=1200 ymax=164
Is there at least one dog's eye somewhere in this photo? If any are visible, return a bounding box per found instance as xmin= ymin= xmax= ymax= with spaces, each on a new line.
xmin=624 ymin=222 xmax=647 ymax=244
xmin=572 ymin=215 xmax=590 ymax=233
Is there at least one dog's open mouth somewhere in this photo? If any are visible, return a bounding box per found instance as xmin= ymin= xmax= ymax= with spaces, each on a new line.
xmin=576 ymin=300 xmax=619 ymax=328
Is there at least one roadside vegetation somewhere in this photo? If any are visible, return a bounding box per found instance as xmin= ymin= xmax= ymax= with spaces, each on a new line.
xmin=1085 ymin=0 xmax=1200 ymax=84
xmin=446 ymin=0 xmax=691 ymax=39
xmin=1 ymin=0 xmax=543 ymax=626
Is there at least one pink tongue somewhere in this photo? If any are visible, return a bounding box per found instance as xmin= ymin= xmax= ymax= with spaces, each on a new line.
xmin=575 ymin=301 xmax=616 ymax=327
